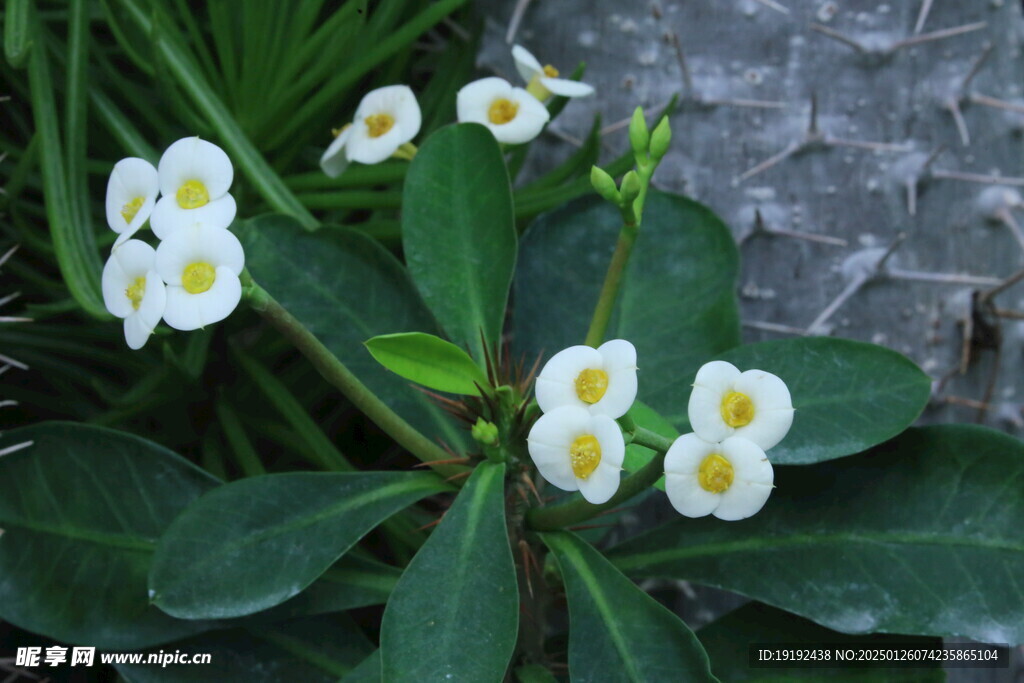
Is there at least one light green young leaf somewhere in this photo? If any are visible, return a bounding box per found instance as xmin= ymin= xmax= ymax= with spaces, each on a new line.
xmin=149 ymin=471 xmax=448 ymax=620
xmin=611 ymin=425 xmax=1024 ymax=644
xmin=365 ymin=332 xmax=489 ymax=396
xmin=541 ymin=531 xmax=717 ymax=682
xmin=381 ymin=462 xmax=518 ymax=681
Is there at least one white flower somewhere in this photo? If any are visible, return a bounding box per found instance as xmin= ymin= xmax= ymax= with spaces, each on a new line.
xmin=151 ymin=137 xmax=237 ymax=239
xmin=534 ymin=339 xmax=637 ymax=419
xmin=101 ymin=239 xmax=166 ymax=350
xmin=664 ymin=434 xmax=774 ymax=521
xmin=320 ymin=85 xmax=421 ymax=177
xmin=512 ymin=45 xmax=595 ymax=101
xmin=155 ymin=223 xmax=245 ymax=331
xmin=527 ymin=405 xmax=624 ymax=504
xmin=456 ymin=77 xmax=550 ymax=144
xmin=688 ymin=360 xmax=793 ymax=450
xmin=105 ymin=158 xmax=159 ymax=247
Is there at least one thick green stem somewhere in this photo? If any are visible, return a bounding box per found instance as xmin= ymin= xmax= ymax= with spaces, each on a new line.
xmin=583 ymin=221 xmax=639 ymax=348
xmin=244 ymin=281 xmax=461 ymax=478
xmin=527 ymin=427 xmax=673 ymax=531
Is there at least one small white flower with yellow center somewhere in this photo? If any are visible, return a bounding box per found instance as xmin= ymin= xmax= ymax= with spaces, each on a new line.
xmin=664 ymin=434 xmax=774 ymax=521
xmin=101 ymin=239 xmax=166 ymax=350
xmin=154 ymin=223 xmax=245 ymax=331
xmin=150 ymin=137 xmax=237 ymax=239
xmin=527 ymin=405 xmax=624 ymax=504
xmin=456 ymin=77 xmax=550 ymax=144
xmin=512 ymin=45 xmax=595 ymax=101
xmin=534 ymin=340 xmax=637 ymax=419
xmin=688 ymin=360 xmax=793 ymax=450
xmin=105 ymin=158 xmax=159 ymax=247
xmin=320 ymin=85 xmax=421 ymax=178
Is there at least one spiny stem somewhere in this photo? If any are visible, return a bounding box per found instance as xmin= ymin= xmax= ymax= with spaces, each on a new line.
xmin=526 ymin=427 xmax=674 ymax=531
xmin=244 ymin=279 xmax=462 ymax=478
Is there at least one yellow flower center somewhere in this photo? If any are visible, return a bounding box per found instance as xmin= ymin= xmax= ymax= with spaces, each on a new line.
xmin=121 ymin=196 xmax=145 ymax=224
xmin=182 ymin=262 xmax=216 ymax=294
xmin=698 ymin=453 xmax=734 ymax=494
xmin=543 ymin=64 xmax=559 ymax=78
xmin=488 ymin=98 xmax=519 ymax=125
xmin=125 ymin=276 xmax=146 ymax=311
xmin=574 ymin=368 xmax=608 ymax=404
xmin=176 ymin=180 xmax=210 ymax=209
xmin=570 ymin=434 xmax=602 ymax=479
xmin=365 ymin=113 xmax=395 ymax=138
xmin=721 ymin=391 xmax=755 ymax=428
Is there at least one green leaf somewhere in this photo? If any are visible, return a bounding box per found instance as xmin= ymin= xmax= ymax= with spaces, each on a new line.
xmin=0 ymin=423 xmax=219 ymax=648
xmin=149 ymin=471 xmax=448 ymax=619
xmin=697 ymin=603 xmax=943 ymax=682
xmin=402 ymin=123 xmax=517 ymax=362
xmin=4 ymin=0 xmax=32 ymax=68
xmin=714 ymin=337 xmax=931 ymax=464
xmin=622 ymin=400 xmax=679 ymax=490
xmin=116 ymin=614 xmax=373 ymax=682
xmin=610 ymin=425 xmax=1024 ymax=644
xmin=513 ymin=191 xmax=739 ymax=426
xmin=365 ymin=332 xmax=490 ymax=396
xmin=541 ymin=531 xmax=716 ymax=682
xmin=341 ymin=649 xmax=382 ymax=683
xmin=381 ymin=462 xmax=518 ymax=681
xmin=237 ymin=214 xmax=466 ymax=449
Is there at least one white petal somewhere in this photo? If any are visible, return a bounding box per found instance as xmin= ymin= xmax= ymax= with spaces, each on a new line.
xmin=529 ymin=442 xmax=578 ymax=492
xmin=534 ymin=345 xmax=602 ymax=413
xmin=157 ymin=137 xmax=234 ymax=199
xmin=577 ymin=462 xmax=620 ymax=504
xmin=112 ymin=239 xmax=157 ymax=275
xmin=693 ymin=360 xmax=741 ymax=391
xmin=541 ymin=77 xmax=595 ymax=98
xmin=102 ymin=240 xmax=155 ymax=319
xmin=353 ymin=85 xmax=421 ymax=141
xmin=136 ymin=270 xmax=167 ymax=332
xmin=597 ymin=339 xmax=636 ymax=371
xmin=346 ymin=125 xmax=404 ymax=164
xmin=456 ymin=77 xmax=515 ymax=124
xmin=664 ymin=473 xmax=720 ymax=518
xmin=486 ymin=89 xmax=550 ymax=144
xmin=155 ymin=222 xmax=245 ymax=286
xmin=150 ymin=194 xmax=237 ymax=239
xmin=162 ymin=286 xmax=203 ymax=331
xmin=715 ymin=479 xmax=773 ymax=521
xmin=123 ymin=314 xmax=154 ymax=350
xmin=590 ymin=415 xmax=625 ymax=468
xmin=528 ymin=405 xmax=591 ymax=450
xmin=591 ymin=365 xmax=637 ymax=419
xmin=722 ymin=436 xmax=774 ymax=486
xmin=732 ymin=370 xmax=794 ymax=450
xmin=687 ymin=385 xmax=732 ymax=443
xmin=320 ymin=127 xmax=353 ymax=178
xmin=512 ymin=44 xmax=543 ymax=82
xmin=194 ymin=267 xmax=242 ymax=327
xmin=663 ymin=433 xmax=717 ymax=475
xmin=105 ymin=158 xmax=158 ymax=235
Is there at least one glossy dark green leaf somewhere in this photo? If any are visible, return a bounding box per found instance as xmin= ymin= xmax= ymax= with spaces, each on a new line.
xmin=403 ymin=123 xmax=517 ymax=362
xmin=150 ymin=471 xmax=448 ymax=619
xmin=0 ymin=423 xmax=219 ymax=648
xmin=341 ymin=649 xmax=382 ymax=683
xmin=697 ymin=603 xmax=943 ymax=682
xmin=365 ymin=332 xmax=490 ymax=396
xmin=237 ymin=214 xmax=465 ymax=448
xmin=610 ymin=425 xmax=1024 ymax=644
xmin=116 ymin=614 xmax=372 ymax=682
xmin=381 ymin=462 xmax=518 ymax=681
xmin=715 ymin=337 xmax=931 ymax=464
xmin=513 ymin=191 xmax=739 ymax=426
xmin=541 ymin=531 xmax=716 ymax=682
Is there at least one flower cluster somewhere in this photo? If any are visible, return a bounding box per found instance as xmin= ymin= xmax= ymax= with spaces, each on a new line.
xmin=527 ymin=344 xmax=793 ymax=520
xmin=102 ymin=138 xmax=245 ymax=349
xmin=320 ymin=46 xmax=593 ymax=175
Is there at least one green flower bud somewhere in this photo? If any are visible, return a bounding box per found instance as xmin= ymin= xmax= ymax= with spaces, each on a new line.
xmin=590 ymin=165 xmax=621 ymax=203
xmin=471 ymin=418 xmax=500 ymax=446
xmin=619 ymin=170 xmax=642 ymax=206
xmin=628 ymin=107 xmax=649 ymax=156
xmin=649 ymin=118 xmax=672 ymax=160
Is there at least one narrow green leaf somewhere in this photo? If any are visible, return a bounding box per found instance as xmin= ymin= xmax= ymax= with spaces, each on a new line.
xmin=541 ymin=531 xmax=717 ymax=682
xmin=149 ymin=471 xmax=448 ymax=619
xmin=714 ymin=338 xmax=931 ymax=464
xmin=514 ymin=191 xmax=739 ymax=425
xmin=4 ymin=0 xmax=32 ymax=67
xmin=697 ymin=603 xmax=944 ymax=682
xmin=341 ymin=649 xmax=382 ymax=683
xmin=381 ymin=462 xmax=518 ymax=681
xmin=0 ymin=423 xmax=220 ymax=648
xmin=213 ymin=397 xmax=267 ymax=477
xmin=365 ymin=332 xmax=489 ymax=396
xmin=64 ymin=0 xmax=91 ymax=237
xmin=403 ymin=123 xmax=517 ymax=362
xmin=610 ymin=425 xmax=1024 ymax=644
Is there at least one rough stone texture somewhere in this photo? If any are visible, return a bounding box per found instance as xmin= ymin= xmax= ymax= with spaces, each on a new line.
xmin=479 ymin=1 xmax=1024 ymax=678
xmin=481 ymin=0 xmax=1024 ymax=435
